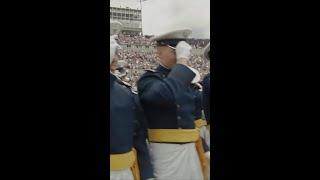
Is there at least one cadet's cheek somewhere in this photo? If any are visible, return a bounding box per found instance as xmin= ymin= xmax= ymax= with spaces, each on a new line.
xmin=156 ymin=51 xmax=162 ymax=58
xmin=171 ymin=53 xmax=177 ymax=62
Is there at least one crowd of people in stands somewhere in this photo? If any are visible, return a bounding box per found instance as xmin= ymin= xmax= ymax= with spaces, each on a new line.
xmin=114 ymin=32 xmax=210 ymax=90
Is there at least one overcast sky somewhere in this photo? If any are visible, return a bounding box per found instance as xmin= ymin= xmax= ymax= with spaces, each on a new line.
xmin=110 ymin=0 xmax=210 ymax=39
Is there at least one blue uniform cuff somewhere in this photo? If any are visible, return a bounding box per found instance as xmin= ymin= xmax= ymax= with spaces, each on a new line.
xmin=168 ymin=64 xmax=195 ymax=85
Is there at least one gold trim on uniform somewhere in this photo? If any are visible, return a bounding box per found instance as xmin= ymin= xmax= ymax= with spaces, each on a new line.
xmin=147 ymin=128 xmax=208 ymax=180
xmin=148 ymin=129 xmax=200 ymax=143
xmin=110 ymin=148 xmax=140 ymax=180
xmin=194 ymin=119 xmax=208 ymax=128
xmin=110 ymin=149 xmax=135 ymax=171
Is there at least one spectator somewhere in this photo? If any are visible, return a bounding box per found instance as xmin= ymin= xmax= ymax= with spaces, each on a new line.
xmin=115 ymin=32 xmax=210 ymax=89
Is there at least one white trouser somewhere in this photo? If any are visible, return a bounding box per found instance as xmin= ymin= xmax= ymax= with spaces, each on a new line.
xmin=110 ymin=168 xmax=134 ymax=180
xmin=149 ymin=142 xmax=203 ymax=180
xmin=200 ymin=126 xmax=211 ymax=179
xmin=200 ymin=126 xmax=210 ymax=148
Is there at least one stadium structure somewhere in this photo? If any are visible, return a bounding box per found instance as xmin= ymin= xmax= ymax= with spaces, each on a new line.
xmin=110 ymin=6 xmax=142 ymax=35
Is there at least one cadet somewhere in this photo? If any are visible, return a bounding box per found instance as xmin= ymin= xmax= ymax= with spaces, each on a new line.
xmin=202 ymin=43 xmax=210 ymax=124
xmin=191 ymin=68 xmax=210 ymax=151
xmin=191 ymin=68 xmax=211 ymax=180
xmin=110 ymin=59 xmax=155 ymax=180
xmin=137 ymin=29 xmax=208 ymax=180
xmin=110 ymin=24 xmax=154 ymax=180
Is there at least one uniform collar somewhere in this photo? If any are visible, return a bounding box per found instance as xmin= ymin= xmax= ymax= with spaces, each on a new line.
xmin=156 ymin=64 xmax=171 ymax=76
xmin=110 ymin=72 xmax=117 ymax=84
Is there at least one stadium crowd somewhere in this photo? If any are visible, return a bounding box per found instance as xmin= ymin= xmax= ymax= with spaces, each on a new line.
xmin=114 ymin=32 xmax=210 ymax=90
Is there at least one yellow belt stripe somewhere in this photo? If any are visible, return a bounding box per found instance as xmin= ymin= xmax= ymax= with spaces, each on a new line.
xmin=194 ymin=119 xmax=208 ymax=128
xmin=148 ymin=129 xmax=199 ymax=143
xmin=110 ymin=149 xmax=136 ymax=171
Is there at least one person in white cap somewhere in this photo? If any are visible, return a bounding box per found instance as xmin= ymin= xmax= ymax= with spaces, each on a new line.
xmin=137 ymin=29 xmax=209 ymax=180
xmin=110 ymin=34 xmax=154 ymax=180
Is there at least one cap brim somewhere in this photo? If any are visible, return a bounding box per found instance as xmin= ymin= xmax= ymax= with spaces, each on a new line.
xmin=151 ymin=29 xmax=192 ymax=42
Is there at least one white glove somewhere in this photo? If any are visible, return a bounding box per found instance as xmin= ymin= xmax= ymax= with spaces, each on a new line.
xmin=205 ymin=151 xmax=210 ymax=161
xmin=110 ymin=35 xmax=120 ymax=65
xmin=175 ymin=41 xmax=192 ymax=60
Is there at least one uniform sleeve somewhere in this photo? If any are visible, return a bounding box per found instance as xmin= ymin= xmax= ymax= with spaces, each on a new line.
xmin=132 ymin=95 xmax=155 ymax=180
xmin=168 ymin=64 xmax=196 ymax=85
xmin=202 ymin=74 xmax=210 ymax=123
xmin=138 ymin=64 xmax=195 ymax=105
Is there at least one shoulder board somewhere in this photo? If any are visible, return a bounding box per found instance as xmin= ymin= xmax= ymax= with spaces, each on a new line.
xmin=193 ymin=82 xmax=203 ymax=89
xmin=120 ymin=80 xmax=132 ymax=88
xmin=114 ymin=74 xmax=122 ymax=81
xmin=115 ymin=75 xmax=132 ymax=88
xmin=131 ymin=89 xmax=138 ymax=95
xmin=144 ymin=69 xmax=157 ymax=73
xmin=131 ymin=86 xmax=138 ymax=94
